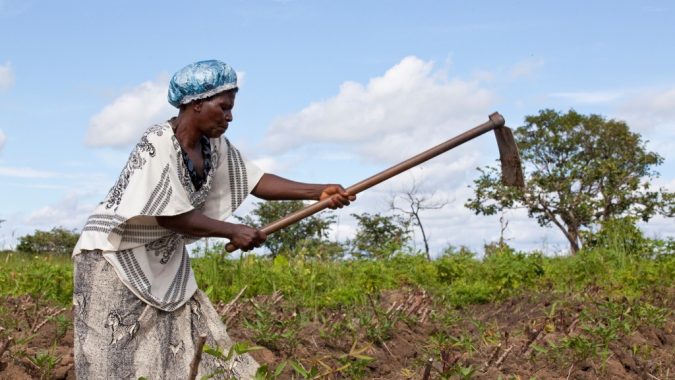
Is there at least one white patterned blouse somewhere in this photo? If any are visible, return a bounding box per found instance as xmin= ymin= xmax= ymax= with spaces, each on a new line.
xmin=73 ymin=121 xmax=264 ymax=311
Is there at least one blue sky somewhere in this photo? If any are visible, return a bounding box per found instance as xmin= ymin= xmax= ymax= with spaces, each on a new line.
xmin=1 ymin=0 xmax=673 ymax=254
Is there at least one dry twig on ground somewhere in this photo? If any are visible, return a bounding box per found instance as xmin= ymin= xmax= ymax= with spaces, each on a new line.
xmin=188 ymin=334 xmax=208 ymax=380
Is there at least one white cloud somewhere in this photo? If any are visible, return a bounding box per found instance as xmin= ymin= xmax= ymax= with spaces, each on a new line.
xmin=252 ymin=156 xmax=286 ymax=173
xmin=0 ymin=129 xmax=5 ymax=151
xmin=236 ymin=71 xmax=246 ymax=89
xmin=511 ymin=58 xmax=544 ymax=79
xmin=86 ymin=77 xmax=174 ymax=147
xmin=263 ymin=56 xmax=494 ymax=163
xmin=0 ymin=61 xmax=15 ymax=90
xmin=612 ymin=87 xmax=675 ymax=165
xmin=640 ymin=215 xmax=674 ymax=242
xmin=615 ymin=87 xmax=675 ymax=133
xmin=471 ymin=69 xmax=495 ymax=82
xmin=25 ymin=192 xmax=96 ymax=231
xmin=0 ymin=0 xmax=31 ymax=17
xmin=0 ymin=166 xmax=58 ymax=178
xmin=661 ymin=178 xmax=675 ymax=192
xmin=549 ymin=90 xmax=623 ymax=104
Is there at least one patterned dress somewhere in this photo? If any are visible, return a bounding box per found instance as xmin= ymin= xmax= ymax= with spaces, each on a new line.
xmin=72 ymin=121 xmax=264 ymax=379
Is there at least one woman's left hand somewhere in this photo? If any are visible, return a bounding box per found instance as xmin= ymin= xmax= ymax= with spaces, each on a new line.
xmin=319 ymin=185 xmax=356 ymax=209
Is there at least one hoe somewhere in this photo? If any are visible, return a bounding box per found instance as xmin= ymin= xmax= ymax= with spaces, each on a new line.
xmin=226 ymin=112 xmax=524 ymax=252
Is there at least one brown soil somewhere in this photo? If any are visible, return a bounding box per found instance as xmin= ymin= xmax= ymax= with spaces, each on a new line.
xmin=1 ymin=289 xmax=673 ymax=379
xmin=0 ymin=295 xmax=74 ymax=380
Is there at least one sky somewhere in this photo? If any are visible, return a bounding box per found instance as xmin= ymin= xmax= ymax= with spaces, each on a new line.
xmin=1 ymin=0 xmax=673 ymax=255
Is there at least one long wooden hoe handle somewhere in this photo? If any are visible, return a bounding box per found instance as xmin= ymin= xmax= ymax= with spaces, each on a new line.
xmin=225 ymin=112 xmax=506 ymax=253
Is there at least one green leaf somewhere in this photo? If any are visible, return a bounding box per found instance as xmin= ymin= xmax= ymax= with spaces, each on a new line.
xmin=203 ymin=345 xmax=224 ymax=360
xmin=273 ymin=361 xmax=288 ymax=377
xmin=290 ymin=360 xmax=309 ymax=377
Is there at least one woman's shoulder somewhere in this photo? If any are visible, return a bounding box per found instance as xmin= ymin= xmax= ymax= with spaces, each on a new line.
xmin=130 ymin=122 xmax=178 ymax=158
xmin=143 ymin=122 xmax=173 ymax=139
xmin=138 ymin=122 xmax=175 ymax=146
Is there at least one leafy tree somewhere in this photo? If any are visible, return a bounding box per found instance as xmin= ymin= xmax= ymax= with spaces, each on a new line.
xmin=16 ymin=227 xmax=80 ymax=255
xmin=350 ymin=212 xmax=411 ymax=259
xmin=466 ymin=109 xmax=673 ymax=254
xmin=237 ymin=200 xmax=337 ymax=258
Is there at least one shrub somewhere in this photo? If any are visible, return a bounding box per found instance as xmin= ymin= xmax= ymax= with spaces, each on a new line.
xmin=16 ymin=227 xmax=79 ymax=255
xmin=350 ymin=213 xmax=410 ymax=259
xmin=482 ymin=250 xmax=545 ymax=296
xmin=435 ymin=246 xmax=479 ymax=285
xmin=583 ymin=217 xmax=650 ymax=256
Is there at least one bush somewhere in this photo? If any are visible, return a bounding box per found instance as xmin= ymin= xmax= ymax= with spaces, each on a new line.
xmin=350 ymin=213 xmax=410 ymax=259
xmin=16 ymin=227 xmax=79 ymax=255
xmin=482 ymin=250 xmax=545 ymax=297
xmin=583 ymin=217 xmax=650 ymax=256
xmin=435 ymin=246 xmax=479 ymax=285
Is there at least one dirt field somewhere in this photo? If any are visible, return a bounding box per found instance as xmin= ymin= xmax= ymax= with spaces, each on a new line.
xmin=1 ymin=288 xmax=673 ymax=379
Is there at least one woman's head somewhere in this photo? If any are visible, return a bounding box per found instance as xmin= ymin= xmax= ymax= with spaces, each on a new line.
xmin=189 ymin=90 xmax=236 ymax=138
xmin=168 ymin=60 xmax=240 ymax=138
xmin=168 ymin=60 xmax=238 ymax=108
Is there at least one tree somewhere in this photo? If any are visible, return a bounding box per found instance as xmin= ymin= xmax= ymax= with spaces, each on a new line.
xmin=350 ymin=212 xmax=411 ymax=259
xmin=16 ymin=227 xmax=80 ymax=255
xmin=237 ymin=200 xmax=338 ymax=258
xmin=466 ymin=109 xmax=674 ymax=254
xmin=390 ymin=181 xmax=448 ymax=260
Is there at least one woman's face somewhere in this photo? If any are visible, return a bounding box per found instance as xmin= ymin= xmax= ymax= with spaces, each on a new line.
xmin=195 ymin=90 xmax=236 ymax=138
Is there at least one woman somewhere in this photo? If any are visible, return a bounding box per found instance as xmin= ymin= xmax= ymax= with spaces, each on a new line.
xmin=72 ymin=60 xmax=354 ymax=379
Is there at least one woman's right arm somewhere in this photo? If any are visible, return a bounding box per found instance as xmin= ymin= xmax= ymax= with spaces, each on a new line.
xmin=156 ymin=210 xmax=266 ymax=251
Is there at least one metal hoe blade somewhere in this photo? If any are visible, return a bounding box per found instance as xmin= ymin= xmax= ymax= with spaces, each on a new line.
xmin=493 ymin=126 xmax=525 ymax=188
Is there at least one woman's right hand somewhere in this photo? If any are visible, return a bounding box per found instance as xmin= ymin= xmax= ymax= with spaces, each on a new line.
xmin=228 ymin=224 xmax=266 ymax=251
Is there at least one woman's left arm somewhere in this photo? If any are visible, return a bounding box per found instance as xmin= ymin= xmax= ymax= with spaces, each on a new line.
xmin=251 ymin=173 xmax=355 ymax=209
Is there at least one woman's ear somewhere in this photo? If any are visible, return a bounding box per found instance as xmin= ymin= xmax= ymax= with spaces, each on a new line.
xmin=192 ymin=100 xmax=203 ymax=112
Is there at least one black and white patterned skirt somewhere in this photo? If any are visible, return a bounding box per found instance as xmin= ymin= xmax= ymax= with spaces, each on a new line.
xmin=73 ymin=251 xmax=258 ymax=379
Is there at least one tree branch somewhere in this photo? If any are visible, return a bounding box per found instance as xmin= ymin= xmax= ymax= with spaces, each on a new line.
xmin=534 ymin=194 xmax=579 ymax=253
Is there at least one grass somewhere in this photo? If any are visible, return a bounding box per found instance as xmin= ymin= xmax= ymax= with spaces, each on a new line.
xmin=1 ymin=240 xmax=673 ymax=311
xmin=0 ymin=251 xmax=72 ymax=305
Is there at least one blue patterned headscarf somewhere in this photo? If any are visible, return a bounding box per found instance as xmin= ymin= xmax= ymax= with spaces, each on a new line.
xmin=168 ymin=60 xmax=238 ymax=108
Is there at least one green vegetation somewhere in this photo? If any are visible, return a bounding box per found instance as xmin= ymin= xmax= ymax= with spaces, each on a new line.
xmin=2 ymin=224 xmax=672 ymax=311
xmin=350 ymin=212 xmax=410 ymax=259
xmin=15 ymin=227 xmax=79 ymax=255
xmin=0 ymin=252 xmax=72 ymax=305
xmin=1 ymin=221 xmax=673 ymax=378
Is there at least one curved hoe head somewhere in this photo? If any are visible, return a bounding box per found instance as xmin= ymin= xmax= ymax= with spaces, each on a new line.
xmin=493 ymin=126 xmax=525 ymax=188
